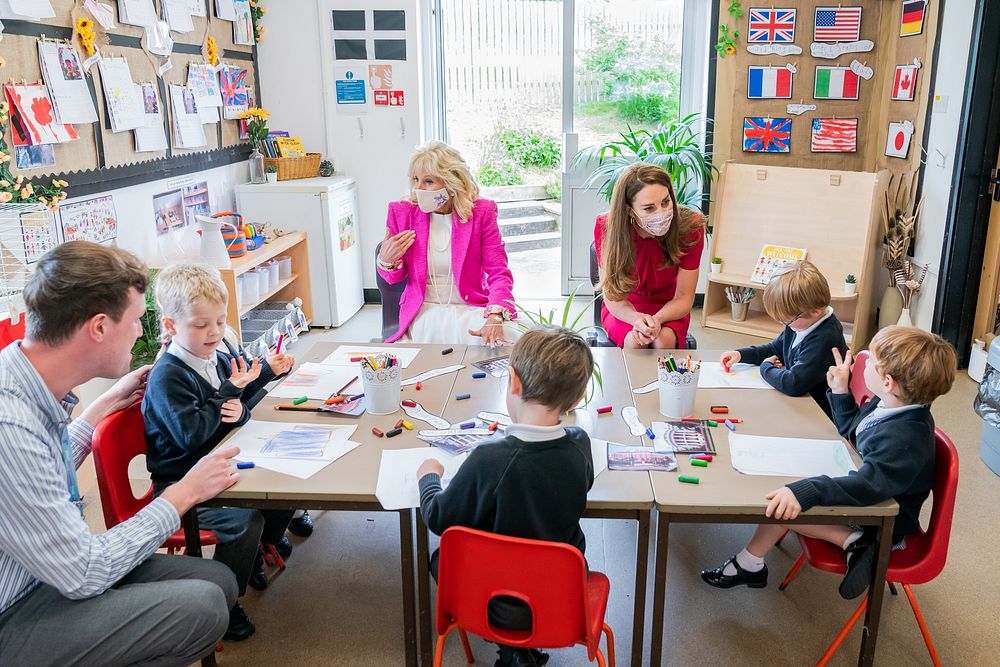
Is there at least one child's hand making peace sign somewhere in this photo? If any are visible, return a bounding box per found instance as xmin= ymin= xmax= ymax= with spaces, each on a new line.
xmin=826 ymin=347 xmax=853 ymax=394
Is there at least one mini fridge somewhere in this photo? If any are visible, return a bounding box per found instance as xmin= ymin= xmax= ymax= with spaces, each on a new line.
xmin=236 ymin=176 xmax=363 ymax=327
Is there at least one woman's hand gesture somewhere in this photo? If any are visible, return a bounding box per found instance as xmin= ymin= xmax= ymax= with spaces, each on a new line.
xmin=379 ymin=228 xmax=416 ymax=267
xmin=826 ymin=347 xmax=853 ymax=394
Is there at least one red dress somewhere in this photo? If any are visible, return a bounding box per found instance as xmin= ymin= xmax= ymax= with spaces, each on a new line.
xmin=594 ymin=214 xmax=705 ymax=348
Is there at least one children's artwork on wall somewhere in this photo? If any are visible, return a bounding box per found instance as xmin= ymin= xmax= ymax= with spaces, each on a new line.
xmin=892 ymin=64 xmax=919 ymax=101
xmin=214 ymin=0 xmax=235 ymax=21
xmin=170 ymin=84 xmax=208 ymax=147
xmin=751 ymin=244 xmax=808 ymax=284
xmin=162 ymin=0 xmax=194 ymax=33
xmin=809 ymin=40 xmax=873 ymax=59
xmin=59 ymin=195 xmax=118 ymax=243
xmin=885 ymin=121 xmax=915 ymax=159
xmin=187 ymin=63 xmax=223 ymax=108
xmin=18 ymin=210 xmax=59 ymax=264
xmin=900 ymin=0 xmax=926 ymax=37
xmin=747 ymin=8 xmax=796 ymax=43
xmin=337 ymin=213 xmax=356 ymax=250
xmin=152 ymin=188 xmax=186 ymax=235
xmin=747 ymin=66 xmax=793 ymax=99
xmin=232 ymin=0 xmax=254 ymax=45
xmin=117 ymin=0 xmax=157 ymax=28
xmin=37 ymin=41 xmax=98 ymax=125
xmin=742 ymin=117 xmax=791 ymax=153
xmin=5 ymin=83 xmax=78 ymax=145
xmin=219 ymin=65 xmax=250 ymax=119
xmin=810 ymin=118 xmax=858 ymax=153
xmin=133 ymin=83 xmax=167 ymax=152
xmin=813 ymin=66 xmax=860 ymax=100
xmin=746 ymin=43 xmax=802 ymax=56
xmin=813 ymin=6 xmax=862 ymax=42
xmin=6 ymin=103 xmax=57 ymax=170
xmin=786 ymin=102 xmax=816 ymax=115
xmin=98 ymin=57 xmax=146 ymax=132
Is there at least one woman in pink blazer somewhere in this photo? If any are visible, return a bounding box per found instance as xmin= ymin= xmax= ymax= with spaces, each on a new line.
xmin=377 ymin=142 xmax=517 ymax=346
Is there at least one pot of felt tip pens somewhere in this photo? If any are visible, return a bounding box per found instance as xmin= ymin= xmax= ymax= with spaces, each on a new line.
xmin=359 ymin=353 xmax=401 ymax=415
xmin=657 ymin=355 xmax=700 ymax=418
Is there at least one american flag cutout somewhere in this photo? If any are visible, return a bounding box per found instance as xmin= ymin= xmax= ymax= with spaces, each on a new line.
xmin=810 ymin=118 xmax=858 ymax=153
xmin=747 ymin=66 xmax=793 ymax=99
xmin=892 ymin=65 xmax=919 ymax=101
xmin=743 ymin=117 xmax=792 ymax=153
xmin=748 ymin=8 xmax=797 ymax=43
xmin=814 ymin=66 xmax=860 ymax=100
xmin=900 ymin=0 xmax=926 ymax=37
xmin=814 ymin=6 xmax=862 ymax=42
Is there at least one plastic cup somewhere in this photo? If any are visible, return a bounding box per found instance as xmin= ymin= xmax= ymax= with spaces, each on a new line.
xmin=361 ymin=365 xmax=402 ymax=415
xmin=658 ymin=367 xmax=700 ymax=418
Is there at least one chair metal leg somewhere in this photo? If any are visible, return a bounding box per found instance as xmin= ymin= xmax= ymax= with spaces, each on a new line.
xmin=595 ymin=649 xmax=606 ymax=667
xmin=603 ymin=624 xmax=616 ymax=667
xmin=264 ymin=543 xmax=286 ymax=570
xmin=775 ymin=529 xmax=789 ymax=547
xmin=779 ymin=554 xmax=807 ymax=591
xmin=888 ymin=581 xmax=899 ymax=596
xmin=902 ymin=584 xmax=942 ymax=667
xmin=432 ymin=626 xmax=451 ymax=667
xmin=458 ymin=628 xmax=474 ymax=664
xmin=816 ymin=598 xmax=867 ymax=667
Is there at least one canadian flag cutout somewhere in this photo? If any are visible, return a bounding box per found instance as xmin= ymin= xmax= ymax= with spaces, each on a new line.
xmin=892 ymin=65 xmax=918 ymax=101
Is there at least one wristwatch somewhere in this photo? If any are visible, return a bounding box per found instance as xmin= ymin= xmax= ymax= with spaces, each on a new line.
xmin=377 ymin=256 xmax=401 ymax=271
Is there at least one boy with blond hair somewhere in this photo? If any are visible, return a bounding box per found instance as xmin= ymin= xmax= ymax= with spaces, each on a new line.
xmin=702 ymin=326 xmax=956 ymax=600
xmin=417 ymin=326 xmax=596 ymax=667
xmin=721 ymin=260 xmax=847 ymax=417
xmin=142 ymin=263 xmax=295 ymax=641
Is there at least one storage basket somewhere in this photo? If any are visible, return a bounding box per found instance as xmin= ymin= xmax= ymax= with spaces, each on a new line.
xmin=263 ymin=153 xmax=321 ymax=181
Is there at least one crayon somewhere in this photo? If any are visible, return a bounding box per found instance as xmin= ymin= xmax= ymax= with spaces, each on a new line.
xmin=725 ymin=419 xmax=735 ymax=431
xmin=681 ymin=417 xmax=702 ymax=423
xmin=645 ymin=427 xmax=656 ymax=440
xmin=456 ymin=393 xmax=471 ymax=400
xmin=596 ymin=405 xmax=613 ymax=414
xmin=402 ymin=420 xmax=414 ymax=430
xmin=415 ymin=381 xmax=422 ymax=391
xmin=325 ymin=395 xmax=346 ymax=405
xmin=679 ymin=475 xmax=700 ymax=484
xmin=293 ymin=396 xmax=308 ymax=405
xmin=690 ymin=454 xmax=714 ymax=462
xmin=690 ymin=459 xmax=708 ymax=468
xmin=394 ymin=419 xmax=404 ymax=429
xmin=402 ymin=400 xmax=417 ymax=407
xmin=385 ymin=427 xmax=403 ymax=438
xmin=371 ymin=427 xmax=385 ymax=437
xmin=727 ymin=418 xmax=743 ymax=424
xmin=472 ymin=372 xmax=487 ymax=379
xmin=236 ymin=462 xmax=255 ymax=469
xmin=710 ymin=405 xmax=729 ymax=414
xmin=488 ymin=420 xmax=499 ymax=432
xmin=350 ymin=356 xmax=364 ymax=362
xmin=707 ymin=420 xmax=718 ymax=427
xmin=459 ymin=421 xmax=476 ymax=429
xmin=441 ymin=348 xmax=454 ymax=355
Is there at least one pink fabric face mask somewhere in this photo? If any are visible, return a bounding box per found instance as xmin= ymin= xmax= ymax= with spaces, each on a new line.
xmin=416 ymin=187 xmax=452 ymax=213
xmin=632 ymin=207 xmax=674 ymax=236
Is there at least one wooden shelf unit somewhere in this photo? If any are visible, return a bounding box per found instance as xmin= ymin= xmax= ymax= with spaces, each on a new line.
xmin=702 ymin=163 xmax=888 ymax=352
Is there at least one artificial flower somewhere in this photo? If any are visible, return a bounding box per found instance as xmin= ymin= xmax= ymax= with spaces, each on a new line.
xmin=0 ymin=56 xmax=6 ymax=68
xmin=0 ymin=102 xmax=7 ymax=112
xmin=0 ymin=192 xmax=12 ymax=203
xmin=20 ymin=185 xmax=33 ymax=199
xmin=0 ymin=180 xmax=8 ymax=188
xmin=0 ymin=153 xmax=8 ymax=164
xmin=725 ymin=45 xmax=735 ymax=55
xmin=77 ymin=18 xmax=93 ymax=30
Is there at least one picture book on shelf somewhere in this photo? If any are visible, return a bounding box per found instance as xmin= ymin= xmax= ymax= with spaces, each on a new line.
xmin=275 ymin=136 xmax=306 ymax=157
xmin=750 ymin=244 xmax=808 ymax=284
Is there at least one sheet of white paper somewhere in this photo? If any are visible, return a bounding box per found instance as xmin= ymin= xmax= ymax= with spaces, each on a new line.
xmin=376 ymin=447 xmax=468 ymax=510
xmin=591 ymin=439 xmax=609 ymax=478
xmin=728 ymin=433 xmax=858 ymax=478
xmin=132 ymin=83 xmax=168 ymax=152
xmin=37 ymin=42 xmax=98 ymax=124
xmin=84 ymin=0 xmax=116 ymax=28
xmin=401 ymin=365 xmax=464 ymax=387
xmin=268 ymin=363 xmax=362 ymax=400
xmin=98 ymin=58 xmax=146 ymax=131
xmin=235 ymin=442 xmax=360 ymax=479
xmin=188 ymin=0 xmax=205 ymax=15
xmin=320 ymin=345 xmax=421 ymax=368
xmin=0 ymin=0 xmax=55 ymax=19
xmin=697 ymin=362 xmax=774 ymax=390
xmin=118 ymin=0 xmax=157 ymax=27
xmin=214 ymin=0 xmax=235 ymax=21
xmin=169 ymin=84 xmax=207 ymax=147
xmin=198 ymin=103 xmax=219 ymax=123
xmin=227 ymin=419 xmax=357 ymax=459
xmin=162 ymin=0 xmax=194 ymax=33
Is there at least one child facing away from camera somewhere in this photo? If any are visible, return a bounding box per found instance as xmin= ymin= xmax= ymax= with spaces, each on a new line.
xmin=416 ymin=325 xmax=596 ymax=667
xmin=721 ymin=260 xmax=847 ymax=418
xmin=702 ymin=326 xmax=956 ymax=600
xmin=142 ymin=263 xmax=296 ymax=642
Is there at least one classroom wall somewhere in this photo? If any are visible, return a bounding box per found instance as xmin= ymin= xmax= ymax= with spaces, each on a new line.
xmin=257 ymin=0 xmax=425 ymax=291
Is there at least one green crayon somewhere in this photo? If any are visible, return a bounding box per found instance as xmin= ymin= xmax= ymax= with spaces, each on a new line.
xmin=678 ymin=475 xmax=700 ymax=484
xmin=690 ymin=459 xmax=708 ymax=467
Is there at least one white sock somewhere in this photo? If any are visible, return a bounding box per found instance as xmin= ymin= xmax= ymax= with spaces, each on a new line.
xmin=722 ymin=548 xmax=765 ymax=575
xmin=842 ymin=528 xmax=864 ymax=550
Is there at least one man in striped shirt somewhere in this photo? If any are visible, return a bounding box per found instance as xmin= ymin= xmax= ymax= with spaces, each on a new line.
xmin=0 ymin=242 xmax=243 ymax=665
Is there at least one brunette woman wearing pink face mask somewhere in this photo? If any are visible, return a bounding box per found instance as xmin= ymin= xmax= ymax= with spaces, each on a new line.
xmin=377 ymin=141 xmax=517 ymax=347
xmin=594 ymin=163 xmax=705 ymax=348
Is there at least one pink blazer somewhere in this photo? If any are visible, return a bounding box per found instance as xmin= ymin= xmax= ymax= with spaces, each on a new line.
xmin=377 ymin=198 xmax=515 ymax=343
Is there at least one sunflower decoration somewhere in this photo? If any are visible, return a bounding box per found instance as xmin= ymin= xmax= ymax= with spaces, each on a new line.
xmin=249 ymin=0 xmax=266 ymax=43
xmin=714 ymin=1 xmax=743 ymax=59
xmin=206 ymin=35 xmax=219 ymax=66
xmin=0 ymin=108 xmax=69 ymax=210
xmin=237 ymin=107 xmax=271 ymax=150
xmin=76 ymin=17 xmax=97 ymax=57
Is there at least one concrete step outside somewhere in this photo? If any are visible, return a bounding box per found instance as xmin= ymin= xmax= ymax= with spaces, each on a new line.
xmin=482 ymin=184 xmax=549 ymax=203
xmin=503 ymin=231 xmax=561 ymax=253
xmin=499 ymin=214 xmax=558 ymax=237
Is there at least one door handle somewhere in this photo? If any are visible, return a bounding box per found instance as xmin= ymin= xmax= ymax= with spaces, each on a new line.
xmin=991 ymin=176 xmax=1000 ymax=202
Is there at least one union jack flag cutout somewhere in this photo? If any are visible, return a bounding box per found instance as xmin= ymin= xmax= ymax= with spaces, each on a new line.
xmin=743 ymin=117 xmax=792 ymax=153
xmin=810 ymin=118 xmax=858 ymax=153
xmin=747 ymin=8 xmax=796 ymax=43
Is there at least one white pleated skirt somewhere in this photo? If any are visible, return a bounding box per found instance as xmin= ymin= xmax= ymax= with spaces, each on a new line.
xmin=399 ymin=302 xmax=522 ymax=347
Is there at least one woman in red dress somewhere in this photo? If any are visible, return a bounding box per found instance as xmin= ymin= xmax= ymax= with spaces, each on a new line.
xmin=594 ymin=163 xmax=705 ymax=348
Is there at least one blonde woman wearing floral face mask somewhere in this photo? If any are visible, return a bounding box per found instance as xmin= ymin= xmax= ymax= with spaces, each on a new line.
xmin=594 ymin=163 xmax=705 ymax=348
xmin=377 ymin=141 xmax=517 ymax=347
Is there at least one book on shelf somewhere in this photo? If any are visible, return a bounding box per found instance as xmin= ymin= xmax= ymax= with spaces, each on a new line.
xmin=750 ymin=244 xmax=808 ymax=284
xmin=275 ymin=136 xmax=306 ymax=157
xmin=263 ymin=130 xmax=289 ymax=158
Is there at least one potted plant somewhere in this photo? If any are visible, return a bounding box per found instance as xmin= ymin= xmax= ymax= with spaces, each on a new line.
xmin=844 ymin=273 xmax=857 ymax=295
xmin=130 ymin=270 xmax=162 ymax=368
xmin=265 ymin=165 xmax=278 ymax=184
xmin=237 ymin=106 xmax=270 ymax=184
xmin=711 ymin=257 xmax=723 ymax=274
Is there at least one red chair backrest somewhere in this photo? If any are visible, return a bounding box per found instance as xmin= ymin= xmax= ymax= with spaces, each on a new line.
xmin=436 ymin=527 xmax=591 ymax=649
xmin=91 ymin=403 xmax=153 ymax=530
xmin=901 ymin=428 xmax=960 ymax=583
xmin=850 ymin=350 xmax=876 ymax=407
xmin=0 ymin=316 xmax=26 ymax=349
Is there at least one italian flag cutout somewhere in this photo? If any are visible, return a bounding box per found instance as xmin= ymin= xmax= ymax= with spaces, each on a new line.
xmin=814 ymin=66 xmax=860 ymax=100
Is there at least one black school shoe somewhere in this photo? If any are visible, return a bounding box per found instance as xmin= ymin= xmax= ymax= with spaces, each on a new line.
xmin=495 ymin=647 xmax=550 ymax=667
xmin=839 ymin=528 xmax=878 ymax=600
xmin=287 ymin=511 xmax=314 ymax=537
xmin=270 ymin=536 xmax=293 ymax=560
xmin=700 ymin=555 xmax=768 ymax=589
xmin=248 ymin=549 xmax=268 ymax=591
xmin=224 ymin=603 xmax=256 ymax=641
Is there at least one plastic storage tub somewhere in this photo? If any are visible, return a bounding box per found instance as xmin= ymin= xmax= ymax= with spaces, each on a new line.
xmin=975 ymin=337 xmax=1000 ymax=476
xmin=276 ymin=256 xmax=292 ymax=280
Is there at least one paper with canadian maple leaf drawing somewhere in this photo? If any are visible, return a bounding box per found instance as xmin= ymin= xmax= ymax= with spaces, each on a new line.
xmin=4 ymin=83 xmax=78 ymax=145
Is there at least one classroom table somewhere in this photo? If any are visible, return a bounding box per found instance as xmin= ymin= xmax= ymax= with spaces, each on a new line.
xmin=622 ymin=349 xmax=898 ymax=667
xmin=412 ymin=346 xmax=654 ymax=667
xmin=181 ymin=342 xmax=467 ymax=667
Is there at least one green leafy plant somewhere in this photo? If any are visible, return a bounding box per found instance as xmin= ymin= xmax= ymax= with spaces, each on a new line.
xmin=265 ymin=165 xmax=277 ymax=174
xmin=572 ymin=112 xmax=717 ymax=206
xmin=712 ymin=257 xmax=723 ymax=265
xmin=845 ymin=274 xmax=857 ymax=284
xmin=497 ymin=128 xmax=561 ymax=169
xmin=544 ymin=179 xmax=562 ymax=202
xmin=131 ymin=270 xmax=162 ymax=369
xmin=714 ymin=2 xmax=744 ymax=58
xmin=478 ymin=161 xmax=523 ymax=187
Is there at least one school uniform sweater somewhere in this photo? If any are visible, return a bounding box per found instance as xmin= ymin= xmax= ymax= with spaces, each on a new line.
xmin=418 ymin=425 xmax=594 ymax=555
xmin=786 ymin=392 xmax=935 ymax=544
xmin=736 ymin=311 xmax=847 ymax=417
xmin=143 ymin=348 xmax=276 ymax=483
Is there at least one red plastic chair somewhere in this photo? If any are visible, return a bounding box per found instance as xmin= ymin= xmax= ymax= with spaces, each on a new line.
xmin=91 ymin=403 xmax=220 ymax=552
xmin=0 ymin=315 xmax=26 ymax=349
xmin=850 ymin=350 xmax=876 ymax=407
xmin=778 ymin=428 xmax=958 ymax=667
xmin=433 ymin=527 xmax=615 ymax=667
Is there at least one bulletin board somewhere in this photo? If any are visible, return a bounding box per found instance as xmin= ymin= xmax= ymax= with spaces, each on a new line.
xmin=712 ymin=0 xmax=938 ymax=176
xmin=0 ymin=0 xmax=260 ymax=197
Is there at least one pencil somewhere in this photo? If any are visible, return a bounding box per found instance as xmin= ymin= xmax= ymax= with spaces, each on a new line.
xmin=334 ymin=375 xmax=359 ymax=396
xmin=274 ymin=405 xmax=329 ymax=412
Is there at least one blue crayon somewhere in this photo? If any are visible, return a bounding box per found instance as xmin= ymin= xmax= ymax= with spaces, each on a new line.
xmin=472 ymin=372 xmax=487 ymax=379
xmin=645 ymin=427 xmax=655 ymax=440
xmin=236 ymin=462 xmax=255 ymax=469
xmin=459 ymin=421 xmax=476 ymax=429
xmin=725 ymin=419 xmax=735 ymax=431
xmin=456 ymin=393 xmax=471 ymax=400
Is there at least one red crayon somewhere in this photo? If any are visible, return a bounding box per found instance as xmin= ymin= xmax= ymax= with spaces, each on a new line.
xmin=402 ymin=399 xmax=417 ymax=407
xmin=692 ymin=454 xmax=713 ymax=462
xmin=371 ymin=427 xmax=385 ymax=437
xmin=394 ymin=419 xmax=404 ymax=429
xmin=596 ymin=405 xmax=612 ymax=414
xmin=681 ymin=417 xmax=703 ymax=423
xmin=415 ymin=381 xmax=422 ymax=391
xmin=488 ymin=420 xmax=499 ymax=432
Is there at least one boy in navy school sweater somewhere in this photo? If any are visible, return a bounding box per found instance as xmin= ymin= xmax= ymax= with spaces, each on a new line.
xmin=721 ymin=260 xmax=847 ymax=418
xmin=417 ymin=326 xmax=596 ymax=667
xmin=702 ymin=326 xmax=956 ymax=599
xmin=142 ymin=263 xmax=296 ymax=642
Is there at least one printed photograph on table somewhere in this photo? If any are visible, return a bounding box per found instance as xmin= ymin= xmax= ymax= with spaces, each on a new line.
xmin=900 ymin=0 xmax=927 ymax=37
xmin=747 ymin=66 xmax=793 ymax=99
xmin=472 ymin=355 xmax=511 ymax=377
xmin=18 ymin=211 xmax=59 ymax=264
xmin=892 ymin=64 xmax=919 ymax=101
xmin=59 ymin=195 xmax=118 ymax=244
xmin=747 ymin=8 xmax=796 ymax=43
xmin=152 ymin=189 xmax=185 ymax=235
xmin=813 ymin=6 xmax=862 ymax=42
xmin=432 ymin=432 xmax=492 ymax=456
xmin=810 ymin=117 xmax=858 ymax=153
xmin=742 ymin=117 xmax=791 ymax=153
xmin=813 ymin=66 xmax=861 ymax=100
xmin=337 ymin=214 xmax=356 ymax=250
xmin=657 ymin=422 xmax=716 ymax=454
xmin=607 ymin=444 xmax=677 ymax=472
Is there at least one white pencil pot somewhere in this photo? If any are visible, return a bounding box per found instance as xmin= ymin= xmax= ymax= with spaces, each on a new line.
xmin=844 ymin=282 xmax=857 ymax=295
xmin=362 ymin=365 xmax=402 ymax=415
xmin=658 ymin=368 xmax=700 ymax=418
xmin=710 ymin=262 xmax=722 ymax=274
xmin=266 ymin=172 xmax=278 ymax=184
